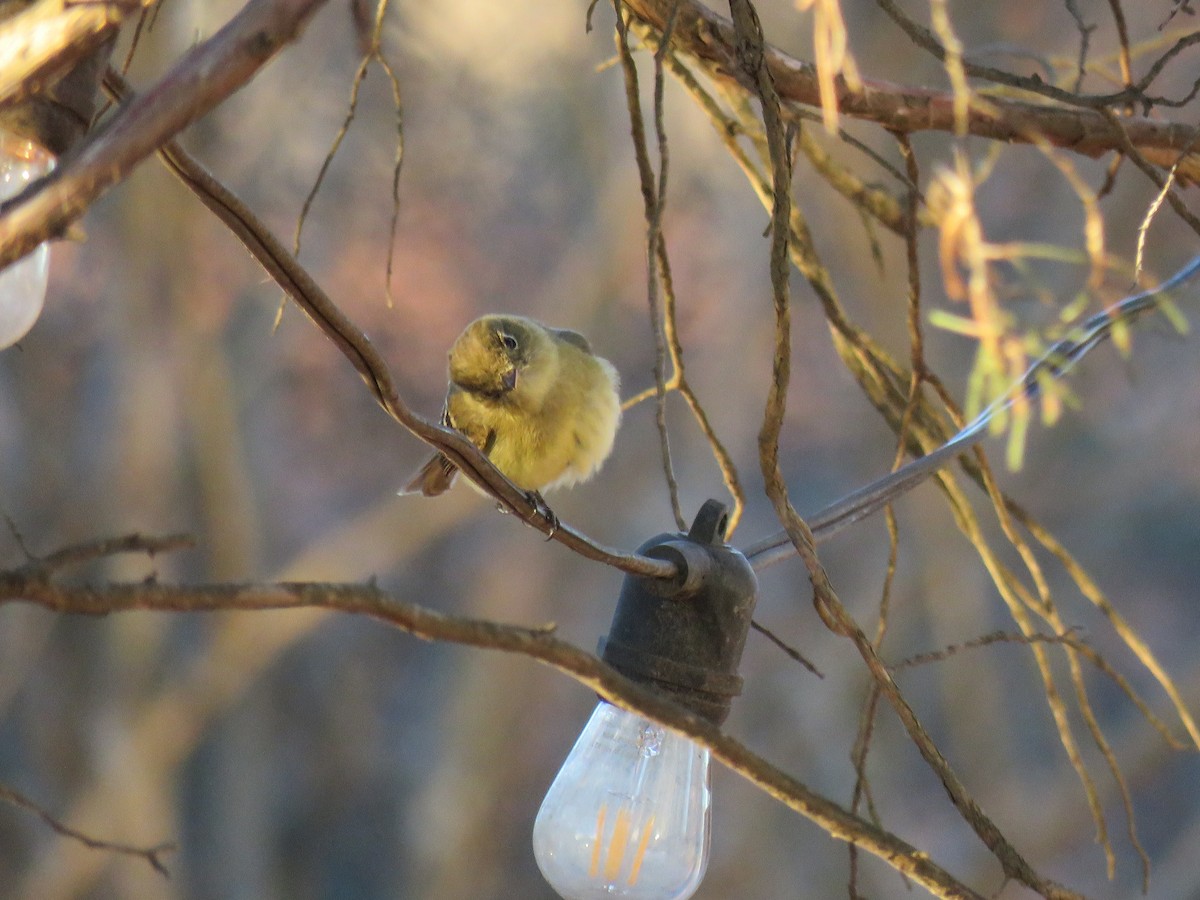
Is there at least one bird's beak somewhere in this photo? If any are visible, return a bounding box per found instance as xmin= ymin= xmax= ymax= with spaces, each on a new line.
xmin=501 ymin=368 xmax=518 ymax=392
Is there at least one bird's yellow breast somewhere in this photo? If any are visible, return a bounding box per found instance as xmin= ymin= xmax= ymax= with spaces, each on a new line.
xmin=447 ymin=340 xmax=620 ymax=492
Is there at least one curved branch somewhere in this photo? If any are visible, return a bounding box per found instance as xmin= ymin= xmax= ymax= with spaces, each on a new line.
xmin=0 ymin=0 xmax=676 ymax=582
xmin=622 ymin=0 xmax=1200 ymax=180
xmin=0 ymin=782 xmax=174 ymax=877
xmin=96 ymin=69 xmax=675 ymax=581
xmin=0 ymin=0 xmax=333 ymax=267
xmin=873 ymin=0 xmax=1200 ymax=110
xmin=1 ymin=566 xmax=983 ymax=899
xmin=0 ymin=0 xmax=129 ymax=107
xmin=743 ymin=253 xmax=1200 ymax=567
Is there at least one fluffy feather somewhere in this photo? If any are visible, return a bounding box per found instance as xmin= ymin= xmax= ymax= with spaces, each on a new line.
xmin=401 ymin=315 xmax=621 ymax=497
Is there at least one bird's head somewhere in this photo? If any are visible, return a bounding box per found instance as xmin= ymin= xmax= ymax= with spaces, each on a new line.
xmin=448 ymin=315 xmax=558 ymax=407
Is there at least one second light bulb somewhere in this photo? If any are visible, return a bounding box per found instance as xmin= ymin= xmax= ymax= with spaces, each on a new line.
xmin=532 ymin=701 xmax=711 ymax=900
xmin=0 ymin=132 xmax=54 ymax=349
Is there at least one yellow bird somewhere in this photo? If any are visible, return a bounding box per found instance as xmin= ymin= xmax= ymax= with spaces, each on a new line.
xmin=403 ymin=315 xmax=621 ymax=502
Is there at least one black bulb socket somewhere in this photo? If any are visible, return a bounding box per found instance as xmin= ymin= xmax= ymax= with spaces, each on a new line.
xmin=599 ymin=499 xmax=758 ymax=726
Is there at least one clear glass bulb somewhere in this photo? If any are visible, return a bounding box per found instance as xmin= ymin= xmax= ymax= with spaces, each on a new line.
xmin=533 ymin=702 xmax=711 ymax=900
xmin=0 ymin=133 xmax=55 ymax=349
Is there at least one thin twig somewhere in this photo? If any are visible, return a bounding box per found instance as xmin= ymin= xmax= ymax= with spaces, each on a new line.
xmin=874 ymin=0 xmax=1198 ymax=110
xmin=1104 ymin=0 xmax=1133 ymax=98
xmin=623 ymin=0 xmax=1200 ymax=181
xmin=288 ymin=0 xmax=404 ymax=317
xmin=0 ymin=564 xmax=986 ymax=899
xmin=0 ymin=0 xmax=335 ymax=268
xmin=1062 ymin=0 xmax=1095 ymax=94
xmin=97 ymin=69 xmax=676 ymax=581
xmin=728 ymin=2 xmax=1074 ymax=895
xmin=742 ymin=253 xmax=1200 ymax=565
xmin=0 ymin=782 xmax=175 ymax=877
xmin=749 ymin=619 xmax=822 ymax=677
xmin=0 ymin=0 xmax=133 ymax=107
xmin=28 ymin=532 xmax=195 ymax=574
xmin=613 ymin=3 xmax=687 ymax=530
xmin=846 ymin=129 xmax=927 ymax=893
xmin=1135 ymin=118 xmax=1200 ymax=280
xmin=619 ymin=39 xmax=749 ymax=533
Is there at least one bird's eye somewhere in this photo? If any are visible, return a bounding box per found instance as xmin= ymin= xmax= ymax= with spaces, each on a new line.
xmin=498 ymin=332 xmax=518 ymax=352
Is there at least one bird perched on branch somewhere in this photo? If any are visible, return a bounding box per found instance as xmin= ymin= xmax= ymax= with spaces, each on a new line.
xmin=401 ymin=315 xmax=621 ymax=514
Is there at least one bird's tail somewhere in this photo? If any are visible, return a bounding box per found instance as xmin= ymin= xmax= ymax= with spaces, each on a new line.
xmin=398 ymin=452 xmax=458 ymax=497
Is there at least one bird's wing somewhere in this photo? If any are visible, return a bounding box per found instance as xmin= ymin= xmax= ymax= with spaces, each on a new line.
xmin=550 ymin=327 xmax=592 ymax=354
xmin=444 ymin=386 xmax=497 ymax=452
xmin=399 ymin=397 xmax=460 ymax=497
xmin=399 ymin=392 xmax=497 ymax=497
xmin=400 ymin=451 xmax=458 ymax=496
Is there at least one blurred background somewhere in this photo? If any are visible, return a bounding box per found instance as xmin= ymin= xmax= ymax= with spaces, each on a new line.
xmin=2 ymin=0 xmax=1200 ymax=897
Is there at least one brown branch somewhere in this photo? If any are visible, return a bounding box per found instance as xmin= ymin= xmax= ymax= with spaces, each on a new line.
xmin=876 ymin=0 xmax=1197 ymax=111
xmin=744 ymin=253 xmax=1200 ymax=566
xmin=792 ymin=121 xmax=915 ymax=235
xmin=290 ymin=0 xmax=404 ymax=309
xmin=0 ymin=0 xmax=334 ymax=268
xmin=1062 ymin=0 xmax=1094 ymax=94
xmin=613 ymin=3 xmax=686 ymax=531
xmin=894 ymin=629 xmax=1082 ymax=669
xmin=1104 ymin=0 xmax=1133 ymax=97
xmin=728 ymin=4 xmax=1080 ymax=892
xmin=850 ymin=135 xmax=921 ymax=897
xmin=26 ymin=532 xmax=195 ymax=573
xmin=622 ymin=0 xmax=1200 ymax=181
xmin=728 ymin=0 xmax=834 ymax=642
xmin=0 ymin=782 xmax=175 ymax=877
xmin=0 ymin=0 xmax=132 ymax=107
xmin=0 ymin=565 xmax=984 ymax=899
xmin=629 ymin=6 xmax=1186 ymax=892
xmin=891 ymin=625 xmax=1185 ymax=758
xmin=92 ymin=70 xmax=675 ymax=581
xmin=749 ymin=618 xmax=822 ymax=677
xmin=618 ymin=34 xmax=748 ymax=535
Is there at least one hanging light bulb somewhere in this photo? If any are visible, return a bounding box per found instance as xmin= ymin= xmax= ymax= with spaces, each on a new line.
xmin=0 ymin=132 xmax=55 ymax=349
xmin=534 ymin=501 xmax=757 ymax=900
xmin=532 ymin=703 xmax=711 ymax=900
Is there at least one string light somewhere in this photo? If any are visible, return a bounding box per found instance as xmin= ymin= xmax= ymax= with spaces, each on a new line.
xmin=534 ymin=501 xmax=757 ymax=900
xmin=0 ymin=132 xmax=55 ymax=349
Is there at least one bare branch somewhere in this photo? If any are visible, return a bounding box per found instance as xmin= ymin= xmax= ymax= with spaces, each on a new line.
xmin=749 ymin=619 xmax=823 ymax=677
xmin=24 ymin=532 xmax=194 ymax=574
xmin=0 ymin=0 xmax=132 ymax=106
xmin=290 ymin=0 xmax=404 ymax=310
xmin=743 ymin=253 xmax=1200 ymax=567
xmin=0 ymin=0 xmax=334 ymax=268
xmin=623 ymin=0 xmax=1200 ymax=181
xmin=96 ymin=71 xmax=677 ymax=581
xmin=617 ymin=35 xmax=748 ymax=534
xmin=876 ymin=0 xmax=1196 ymax=110
xmin=0 ymin=782 xmax=175 ymax=877
xmin=613 ymin=3 xmax=686 ymax=531
xmin=732 ymin=0 xmax=1058 ymax=890
xmin=0 ymin=562 xmax=982 ymax=899
xmin=1104 ymin=0 xmax=1134 ymax=97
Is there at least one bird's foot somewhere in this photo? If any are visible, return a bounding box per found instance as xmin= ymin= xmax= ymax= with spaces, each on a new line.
xmin=494 ymin=492 xmax=559 ymax=540
xmin=526 ymin=490 xmax=559 ymax=540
